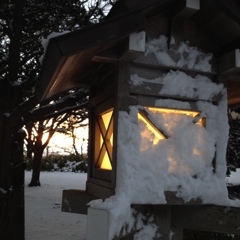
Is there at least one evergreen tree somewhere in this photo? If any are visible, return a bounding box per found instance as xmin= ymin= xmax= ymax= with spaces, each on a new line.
xmin=0 ymin=0 xmax=115 ymax=238
xmin=227 ymin=106 xmax=240 ymax=172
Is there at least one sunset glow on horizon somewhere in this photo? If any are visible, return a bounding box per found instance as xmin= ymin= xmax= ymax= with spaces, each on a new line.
xmin=42 ymin=122 xmax=89 ymax=155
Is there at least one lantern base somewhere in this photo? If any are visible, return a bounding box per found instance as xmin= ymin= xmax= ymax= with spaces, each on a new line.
xmin=87 ymin=207 xmax=110 ymax=240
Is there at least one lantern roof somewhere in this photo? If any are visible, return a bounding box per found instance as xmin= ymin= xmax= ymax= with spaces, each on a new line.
xmin=36 ymin=0 xmax=240 ymax=105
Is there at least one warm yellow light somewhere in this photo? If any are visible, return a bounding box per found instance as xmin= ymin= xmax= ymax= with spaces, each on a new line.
xmin=146 ymin=107 xmax=204 ymax=126
xmin=102 ymin=111 xmax=113 ymax=129
xmin=95 ymin=109 xmax=113 ymax=171
xmin=147 ymin=107 xmax=199 ymax=117
xmin=138 ymin=106 xmax=205 ymax=150
xmin=193 ymin=148 xmax=201 ymax=156
xmin=100 ymin=135 xmax=103 ymax=147
xmin=138 ymin=112 xmax=166 ymax=145
xmin=137 ymin=106 xmax=207 ymax=175
xmin=100 ymin=152 xmax=112 ymax=170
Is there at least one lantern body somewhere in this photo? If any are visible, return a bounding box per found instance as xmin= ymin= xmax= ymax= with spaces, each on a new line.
xmin=86 ymin=52 xmax=227 ymax=203
xmin=86 ymin=55 xmax=229 ymax=240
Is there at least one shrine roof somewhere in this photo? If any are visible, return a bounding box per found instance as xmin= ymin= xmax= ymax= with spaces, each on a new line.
xmin=36 ymin=0 xmax=240 ymax=105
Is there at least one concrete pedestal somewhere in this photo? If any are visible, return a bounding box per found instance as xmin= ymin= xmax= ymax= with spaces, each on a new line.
xmin=87 ymin=207 xmax=110 ymax=240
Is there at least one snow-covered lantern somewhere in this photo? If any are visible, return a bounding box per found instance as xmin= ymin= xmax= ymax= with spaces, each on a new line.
xmin=35 ymin=0 xmax=240 ymax=238
xmin=34 ymin=2 xmax=231 ymax=206
xmin=86 ymin=82 xmax=210 ymax=200
xmin=85 ymin=32 xmax=230 ymax=238
xmin=85 ymin=31 xmax=228 ymax=205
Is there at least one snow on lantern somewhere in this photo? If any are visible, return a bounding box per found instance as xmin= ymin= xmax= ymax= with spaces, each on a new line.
xmin=87 ymin=34 xmax=226 ymax=202
xmin=87 ymin=97 xmax=209 ymax=199
xmin=86 ymin=34 xmax=231 ymax=240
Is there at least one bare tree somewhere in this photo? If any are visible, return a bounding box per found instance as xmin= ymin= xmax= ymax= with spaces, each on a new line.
xmin=59 ymin=110 xmax=88 ymax=157
xmin=27 ymin=116 xmax=66 ymax=186
xmin=25 ymin=90 xmax=89 ymax=186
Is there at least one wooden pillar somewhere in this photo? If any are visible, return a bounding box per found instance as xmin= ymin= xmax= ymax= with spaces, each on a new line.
xmin=154 ymin=205 xmax=172 ymax=239
xmin=171 ymin=205 xmax=240 ymax=235
xmin=169 ymin=0 xmax=200 ymax=47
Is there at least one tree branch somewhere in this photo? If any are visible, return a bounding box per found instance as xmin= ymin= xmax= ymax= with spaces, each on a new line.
xmin=26 ymin=90 xmax=89 ymax=123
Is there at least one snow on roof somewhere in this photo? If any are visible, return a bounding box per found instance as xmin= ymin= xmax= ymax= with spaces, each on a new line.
xmin=39 ymin=31 xmax=70 ymax=63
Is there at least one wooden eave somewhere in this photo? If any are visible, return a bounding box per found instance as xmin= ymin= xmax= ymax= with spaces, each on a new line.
xmin=36 ymin=0 xmax=240 ymax=106
xmin=36 ymin=11 xmax=147 ymax=101
xmin=189 ymin=0 xmax=240 ymax=56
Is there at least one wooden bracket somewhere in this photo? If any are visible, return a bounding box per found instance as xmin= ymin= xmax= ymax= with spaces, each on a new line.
xmin=92 ymin=31 xmax=146 ymax=63
xmin=219 ymin=49 xmax=240 ymax=75
xmin=92 ymin=48 xmax=118 ymax=63
xmin=62 ymin=189 xmax=97 ymax=215
xmin=169 ymin=0 xmax=200 ymax=48
xmin=172 ymin=0 xmax=200 ymax=22
xmin=120 ymin=31 xmax=146 ymax=61
xmin=172 ymin=205 xmax=240 ymax=235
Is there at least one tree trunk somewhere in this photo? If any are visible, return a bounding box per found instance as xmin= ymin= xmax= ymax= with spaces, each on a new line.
xmin=26 ymin=122 xmax=34 ymax=159
xmin=71 ymin=127 xmax=80 ymax=156
xmin=28 ymin=119 xmax=57 ymax=187
xmin=28 ymin=147 xmax=44 ymax=186
xmin=0 ymin=119 xmax=25 ymax=240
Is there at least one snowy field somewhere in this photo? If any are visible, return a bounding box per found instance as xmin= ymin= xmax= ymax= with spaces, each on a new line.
xmin=226 ymin=168 xmax=240 ymax=186
xmin=25 ymin=169 xmax=240 ymax=240
xmin=25 ymin=171 xmax=87 ymax=240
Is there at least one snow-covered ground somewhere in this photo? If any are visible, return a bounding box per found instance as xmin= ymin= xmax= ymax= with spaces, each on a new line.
xmin=25 ymin=169 xmax=240 ymax=240
xmin=25 ymin=171 xmax=87 ymax=240
xmin=226 ymin=168 xmax=240 ymax=186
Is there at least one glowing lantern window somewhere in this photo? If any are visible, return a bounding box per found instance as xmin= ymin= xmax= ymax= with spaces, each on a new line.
xmin=138 ymin=107 xmax=205 ymax=148
xmin=138 ymin=109 xmax=167 ymax=143
xmin=95 ymin=109 xmax=113 ymax=170
xmin=146 ymin=107 xmax=205 ymax=126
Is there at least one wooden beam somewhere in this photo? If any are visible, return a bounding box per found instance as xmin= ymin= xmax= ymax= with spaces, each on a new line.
xmin=62 ymin=189 xmax=97 ymax=215
xmin=129 ymin=81 xmax=220 ymax=103
xmin=165 ymin=191 xmax=202 ymax=205
xmin=56 ymin=12 xmax=146 ymax=56
xmin=120 ymin=31 xmax=146 ymax=61
xmin=172 ymin=205 xmax=240 ymax=235
xmin=92 ymin=48 xmax=118 ymax=63
xmin=93 ymin=32 xmax=146 ymax=63
xmin=37 ymin=11 xmax=147 ymax=101
xmin=172 ymin=0 xmax=200 ymax=22
xmin=132 ymin=205 xmax=173 ymax=240
xmin=170 ymin=0 xmax=200 ymax=47
xmin=86 ymin=180 xmax=115 ymax=199
xmin=133 ymin=51 xmax=217 ymax=76
xmin=219 ymin=49 xmax=240 ymax=75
